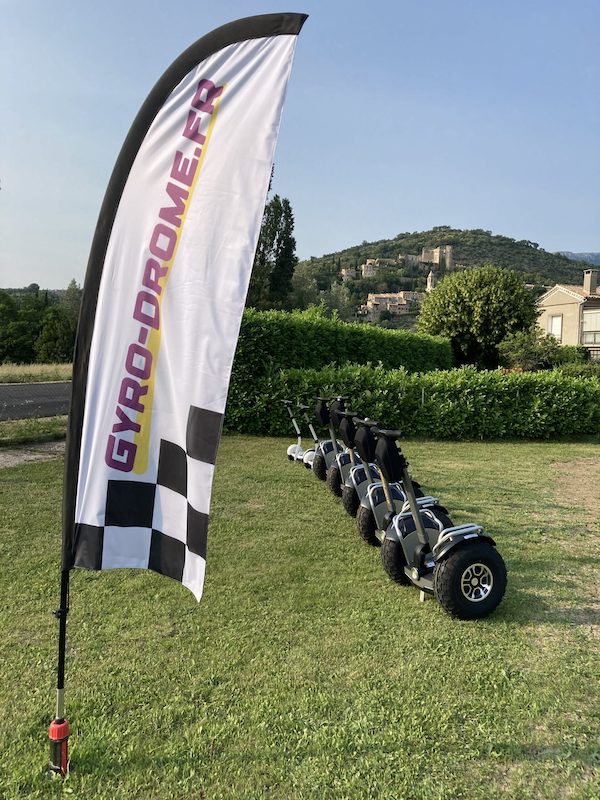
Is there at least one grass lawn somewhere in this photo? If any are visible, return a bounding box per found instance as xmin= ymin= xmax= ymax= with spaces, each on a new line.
xmin=0 ymin=364 xmax=72 ymax=384
xmin=0 ymin=436 xmax=598 ymax=799
xmin=0 ymin=417 xmax=68 ymax=447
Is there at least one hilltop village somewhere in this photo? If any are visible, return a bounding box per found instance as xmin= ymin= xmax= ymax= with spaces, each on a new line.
xmin=341 ymin=245 xmax=461 ymax=322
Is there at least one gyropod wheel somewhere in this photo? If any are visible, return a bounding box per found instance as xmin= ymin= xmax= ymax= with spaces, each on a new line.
xmin=341 ymin=484 xmax=360 ymax=517
xmin=433 ymin=541 xmax=507 ymax=620
xmin=380 ymin=537 xmax=411 ymax=585
xmin=326 ymin=463 xmax=342 ymax=497
xmin=356 ymin=505 xmax=381 ymax=547
xmin=312 ymin=452 xmax=327 ymax=481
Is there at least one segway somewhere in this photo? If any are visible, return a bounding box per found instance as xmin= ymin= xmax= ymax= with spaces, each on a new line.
xmin=338 ymin=412 xmax=380 ymax=516
xmin=374 ymin=427 xmax=507 ymax=620
xmin=312 ymin=396 xmax=346 ymax=482
xmin=281 ymin=400 xmax=307 ymax=463
xmin=324 ymin=397 xmax=358 ymax=497
xmin=351 ymin=416 xmax=450 ymax=547
xmin=297 ymin=403 xmax=320 ymax=470
xmin=327 ymin=401 xmax=359 ymax=497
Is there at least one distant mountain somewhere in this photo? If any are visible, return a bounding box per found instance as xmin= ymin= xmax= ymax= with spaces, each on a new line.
xmin=299 ymin=227 xmax=590 ymax=290
xmin=557 ymin=252 xmax=600 ymax=266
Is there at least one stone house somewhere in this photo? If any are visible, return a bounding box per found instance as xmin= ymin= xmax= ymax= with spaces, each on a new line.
xmin=358 ymin=291 xmax=423 ymax=321
xmin=537 ymin=269 xmax=600 ymax=360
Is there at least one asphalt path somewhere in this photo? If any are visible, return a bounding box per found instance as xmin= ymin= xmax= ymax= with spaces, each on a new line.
xmin=0 ymin=381 xmax=71 ymax=421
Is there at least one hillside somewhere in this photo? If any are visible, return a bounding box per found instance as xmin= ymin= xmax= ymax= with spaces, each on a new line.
xmin=299 ymin=227 xmax=589 ymax=290
xmin=558 ymin=251 xmax=600 ymax=266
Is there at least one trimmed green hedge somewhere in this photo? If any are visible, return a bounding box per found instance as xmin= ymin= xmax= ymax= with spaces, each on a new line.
xmin=233 ymin=308 xmax=452 ymax=375
xmin=227 ymin=308 xmax=452 ymax=433
xmin=556 ymin=362 xmax=600 ymax=379
xmin=226 ymin=364 xmax=600 ymax=440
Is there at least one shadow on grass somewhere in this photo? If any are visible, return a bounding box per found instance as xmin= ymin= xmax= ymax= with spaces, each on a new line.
xmin=503 ymin=551 xmax=600 ymax=627
xmin=490 ymin=738 xmax=600 ymax=778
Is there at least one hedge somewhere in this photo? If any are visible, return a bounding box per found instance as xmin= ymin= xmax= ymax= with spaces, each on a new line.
xmin=232 ymin=308 xmax=452 ymax=375
xmin=225 ymin=364 xmax=600 ymax=440
xmin=555 ymin=362 xmax=600 ymax=379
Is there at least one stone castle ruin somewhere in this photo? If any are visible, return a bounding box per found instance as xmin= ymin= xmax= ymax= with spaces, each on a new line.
xmin=341 ymin=245 xmax=455 ymax=283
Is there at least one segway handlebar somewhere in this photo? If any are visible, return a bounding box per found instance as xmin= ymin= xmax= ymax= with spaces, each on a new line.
xmin=338 ymin=410 xmax=358 ymax=449
xmin=352 ymin=416 xmax=378 ymax=428
xmin=315 ymin=394 xmax=349 ymax=402
xmin=372 ymin=427 xmax=407 ymax=484
xmin=353 ymin=417 xmax=378 ymax=463
xmin=371 ymin=427 xmax=403 ymax=441
xmin=329 ymin=397 xmax=348 ymax=430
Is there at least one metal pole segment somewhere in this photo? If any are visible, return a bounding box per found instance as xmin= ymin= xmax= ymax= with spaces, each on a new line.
xmin=48 ymin=567 xmax=71 ymax=778
xmin=360 ymin=457 xmax=375 ymax=486
xmin=401 ymin=465 xmax=429 ymax=545
xmin=380 ymin=472 xmax=395 ymax=513
xmin=329 ymin=421 xmax=340 ymax=454
xmin=55 ymin=568 xmax=70 ymax=719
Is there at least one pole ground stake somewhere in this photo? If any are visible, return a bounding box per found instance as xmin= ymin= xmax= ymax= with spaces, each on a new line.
xmin=48 ymin=718 xmax=70 ymax=777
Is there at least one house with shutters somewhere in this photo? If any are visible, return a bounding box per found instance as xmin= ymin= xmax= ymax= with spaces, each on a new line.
xmin=537 ymin=269 xmax=600 ymax=361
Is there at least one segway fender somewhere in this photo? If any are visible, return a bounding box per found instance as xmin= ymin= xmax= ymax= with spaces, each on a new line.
xmin=433 ymin=525 xmax=496 ymax=562
xmin=336 ymin=452 xmax=352 ymax=469
xmin=385 ymin=509 xmax=440 ymax=544
xmin=320 ymin=440 xmax=335 ymax=456
xmin=303 ymin=449 xmax=316 ymax=468
xmin=348 ymin=464 xmax=367 ymax=490
xmin=382 ymin=526 xmax=402 ymax=545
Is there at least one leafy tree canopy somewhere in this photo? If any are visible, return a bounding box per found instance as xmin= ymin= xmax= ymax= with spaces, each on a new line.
xmin=0 ymin=280 xmax=79 ymax=363
xmin=35 ymin=306 xmax=76 ymax=363
xmin=247 ymin=194 xmax=298 ymax=309
xmin=418 ymin=265 xmax=538 ymax=368
xmin=498 ymin=327 xmax=561 ymax=371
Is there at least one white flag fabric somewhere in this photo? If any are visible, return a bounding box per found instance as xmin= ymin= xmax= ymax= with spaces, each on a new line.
xmin=62 ymin=14 xmax=307 ymax=600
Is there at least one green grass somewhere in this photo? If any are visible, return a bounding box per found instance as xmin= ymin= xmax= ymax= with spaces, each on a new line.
xmin=0 ymin=363 xmax=72 ymax=383
xmin=0 ymin=436 xmax=598 ymax=799
xmin=0 ymin=417 xmax=68 ymax=446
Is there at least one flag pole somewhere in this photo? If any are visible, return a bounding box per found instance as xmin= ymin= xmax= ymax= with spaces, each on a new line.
xmin=48 ymin=567 xmax=71 ymax=778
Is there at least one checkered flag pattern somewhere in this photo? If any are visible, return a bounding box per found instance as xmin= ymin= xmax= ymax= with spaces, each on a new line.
xmin=73 ymin=406 xmax=223 ymax=600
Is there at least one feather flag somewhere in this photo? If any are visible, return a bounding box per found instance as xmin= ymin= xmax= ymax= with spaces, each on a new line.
xmin=62 ymin=13 xmax=307 ymax=601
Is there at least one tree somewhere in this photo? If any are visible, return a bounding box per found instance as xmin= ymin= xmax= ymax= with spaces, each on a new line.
xmin=247 ymin=194 xmax=298 ymax=308
xmin=289 ymin=264 xmax=320 ymax=309
xmin=498 ymin=327 xmax=560 ymax=371
xmin=0 ymin=290 xmax=18 ymax=361
xmin=321 ymin=282 xmax=354 ymax=320
xmin=418 ymin=265 xmax=539 ymax=368
xmin=61 ymin=278 xmax=82 ymax=325
xmin=268 ymin=197 xmax=297 ymax=303
xmin=35 ymin=306 xmax=76 ymax=363
xmin=0 ymin=292 xmax=45 ymax=363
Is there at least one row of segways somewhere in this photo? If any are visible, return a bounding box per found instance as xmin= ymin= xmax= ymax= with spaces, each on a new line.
xmin=282 ymin=397 xmax=507 ymax=620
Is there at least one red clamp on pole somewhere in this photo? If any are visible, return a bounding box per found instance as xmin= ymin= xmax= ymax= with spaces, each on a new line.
xmin=48 ymin=718 xmax=70 ymax=777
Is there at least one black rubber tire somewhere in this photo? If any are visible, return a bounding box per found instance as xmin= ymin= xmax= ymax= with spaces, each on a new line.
xmin=380 ymin=537 xmax=411 ymax=585
xmin=326 ymin=463 xmax=342 ymax=497
xmin=433 ymin=541 xmax=507 ymax=620
xmin=356 ymin=505 xmax=381 ymax=547
xmin=411 ymin=481 xmax=424 ymax=498
xmin=342 ymin=484 xmax=360 ymax=517
xmin=312 ymin=452 xmax=327 ymax=481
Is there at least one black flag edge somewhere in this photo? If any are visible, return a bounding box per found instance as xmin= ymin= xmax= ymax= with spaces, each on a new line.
xmin=62 ymin=12 xmax=308 ymax=568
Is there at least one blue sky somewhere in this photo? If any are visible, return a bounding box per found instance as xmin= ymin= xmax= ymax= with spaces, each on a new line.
xmin=1 ymin=0 xmax=598 ymax=288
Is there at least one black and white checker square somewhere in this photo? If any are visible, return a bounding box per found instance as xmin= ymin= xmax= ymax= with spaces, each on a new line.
xmin=73 ymin=405 xmax=223 ymax=600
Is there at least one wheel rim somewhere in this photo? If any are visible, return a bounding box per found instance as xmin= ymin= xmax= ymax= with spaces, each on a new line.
xmin=460 ymin=562 xmax=494 ymax=602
